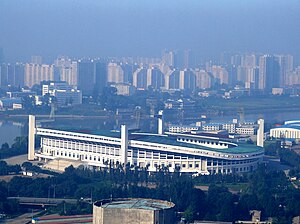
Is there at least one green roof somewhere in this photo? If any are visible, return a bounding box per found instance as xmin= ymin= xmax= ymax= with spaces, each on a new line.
xmin=132 ymin=134 xmax=263 ymax=155
xmin=43 ymin=127 xmax=263 ymax=155
xmin=98 ymin=199 xmax=173 ymax=210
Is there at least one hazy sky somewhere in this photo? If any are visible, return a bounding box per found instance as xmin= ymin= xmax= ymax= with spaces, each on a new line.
xmin=0 ymin=0 xmax=300 ymax=63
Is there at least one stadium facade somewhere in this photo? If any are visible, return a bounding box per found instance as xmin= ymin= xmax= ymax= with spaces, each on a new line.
xmin=270 ymin=120 xmax=300 ymax=140
xmin=28 ymin=114 xmax=264 ymax=175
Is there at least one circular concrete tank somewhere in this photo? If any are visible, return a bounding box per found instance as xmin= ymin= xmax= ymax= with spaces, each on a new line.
xmin=93 ymin=198 xmax=175 ymax=224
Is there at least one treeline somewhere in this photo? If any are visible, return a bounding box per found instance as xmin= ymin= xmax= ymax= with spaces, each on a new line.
xmin=0 ymin=164 xmax=299 ymax=223
xmin=264 ymin=140 xmax=300 ymax=178
xmin=0 ymin=161 xmax=21 ymax=175
xmin=279 ymin=148 xmax=300 ymax=168
xmin=0 ymin=137 xmax=28 ymax=159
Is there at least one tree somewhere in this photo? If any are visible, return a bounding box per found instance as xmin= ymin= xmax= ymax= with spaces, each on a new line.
xmin=1 ymin=143 xmax=9 ymax=150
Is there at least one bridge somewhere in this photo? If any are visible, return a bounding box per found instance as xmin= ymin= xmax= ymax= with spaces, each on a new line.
xmin=8 ymin=197 xmax=78 ymax=207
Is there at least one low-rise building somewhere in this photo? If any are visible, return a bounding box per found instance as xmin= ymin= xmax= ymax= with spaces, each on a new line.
xmin=42 ymin=81 xmax=82 ymax=106
xmin=168 ymin=125 xmax=200 ymax=133
xmin=110 ymin=83 xmax=136 ymax=96
xmin=0 ymin=98 xmax=22 ymax=110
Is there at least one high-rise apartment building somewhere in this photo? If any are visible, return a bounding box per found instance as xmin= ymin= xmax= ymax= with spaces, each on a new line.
xmin=167 ymin=69 xmax=180 ymax=90
xmin=241 ymin=54 xmax=256 ymax=68
xmin=54 ymin=56 xmax=78 ymax=86
xmin=107 ymin=62 xmax=124 ymax=84
xmin=210 ymin=66 xmax=229 ymax=85
xmin=31 ymin=55 xmax=42 ymax=65
xmin=195 ymin=69 xmax=212 ymax=89
xmin=274 ymin=55 xmax=293 ymax=87
xmin=59 ymin=62 xmax=78 ymax=86
xmin=77 ymin=59 xmax=107 ymax=95
xmin=258 ymin=55 xmax=280 ymax=92
xmin=146 ymin=67 xmax=165 ymax=90
xmin=77 ymin=59 xmax=95 ymax=95
xmin=24 ymin=63 xmax=54 ymax=88
xmin=14 ymin=63 xmax=25 ymax=87
xmin=95 ymin=60 xmax=107 ymax=93
xmin=165 ymin=69 xmax=196 ymax=91
xmin=162 ymin=49 xmax=195 ymax=69
xmin=0 ymin=64 xmax=9 ymax=86
xmin=179 ymin=69 xmax=196 ymax=91
xmin=162 ymin=50 xmax=177 ymax=67
xmin=132 ymin=67 xmax=164 ymax=90
xmin=0 ymin=63 xmax=25 ymax=87
xmin=286 ymin=67 xmax=300 ymax=86
xmin=133 ymin=67 xmax=147 ymax=89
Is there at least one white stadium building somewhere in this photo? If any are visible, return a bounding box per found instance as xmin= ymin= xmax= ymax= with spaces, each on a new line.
xmin=270 ymin=120 xmax=300 ymax=139
xmin=28 ymin=114 xmax=265 ymax=175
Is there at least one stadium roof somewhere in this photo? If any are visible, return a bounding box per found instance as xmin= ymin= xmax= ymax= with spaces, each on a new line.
xmin=44 ymin=127 xmax=263 ymax=155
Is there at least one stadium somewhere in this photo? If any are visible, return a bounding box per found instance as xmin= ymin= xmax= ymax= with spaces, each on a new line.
xmin=270 ymin=120 xmax=300 ymax=140
xmin=28 ymin=114 xmax=264 ymax=175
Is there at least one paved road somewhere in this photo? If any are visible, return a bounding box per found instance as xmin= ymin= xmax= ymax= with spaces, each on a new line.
xmin=8 ymin=197 xmax=78 ymax=206
xmin=2 ymin=211 xmax=41 ymax=224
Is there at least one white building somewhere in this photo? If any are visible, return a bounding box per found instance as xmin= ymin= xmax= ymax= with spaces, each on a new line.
xmin=270 ymin=120 xmax=300 ymax=139
xmin=110 ymin=83 xmax=136 ymax=96
xmin=168 ymin=125 xmax=200 ymax=133
xmin=235 ymin=126 xmax=256 ymax=135
xmin=28 ymin=115 xmax=264 ymax=175
xmin=42 ymin=81 xmax=82 ymax=106
xmin=202 ymin=124 xmax=222 ymax=132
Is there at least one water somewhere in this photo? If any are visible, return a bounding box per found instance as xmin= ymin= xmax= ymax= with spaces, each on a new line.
xmin=0 ymin=120 xmax=24 ymax=146
xmin=210 ymin=111 xmax=300 ymax=124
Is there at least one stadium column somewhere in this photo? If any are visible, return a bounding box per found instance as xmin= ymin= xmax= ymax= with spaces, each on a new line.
xmin=257 ymin=119 xmax=264 ymax=147
xmin=28 ymin=115 xmax=36 ymax=160
xmin=121 ymin=125 xmax=128 ymax=165
xmin=158 ymin=110 xmax=163 ymax=135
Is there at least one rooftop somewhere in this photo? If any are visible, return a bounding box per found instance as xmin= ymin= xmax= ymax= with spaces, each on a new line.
xmin=272 ymin=124 xmax=300 ymax=131
xmin=41 ymin=127 xmax=263 ymax=155
xmin=94 ymin=198 xmax=174 ymax=211
xmin=131 ymin=134 xmax=263 ymax=154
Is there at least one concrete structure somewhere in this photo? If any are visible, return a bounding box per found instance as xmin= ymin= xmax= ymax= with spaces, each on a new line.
xmin=93 ymin=198 xmax=175 ymax=224
xmin=157 ymin=110 xmax=163 ymax=135
xmin=270 ymin=120 xmax=300 ymax=139
xmin=257 ymin=119 xmax=264 ymax=147
xmin=120 ymin=125 xmax=128 ymax=165
xmin=29 ymin=114 xmax=264 ymax=175
xmin=28 ymin=115 xmax=35 ymax=161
